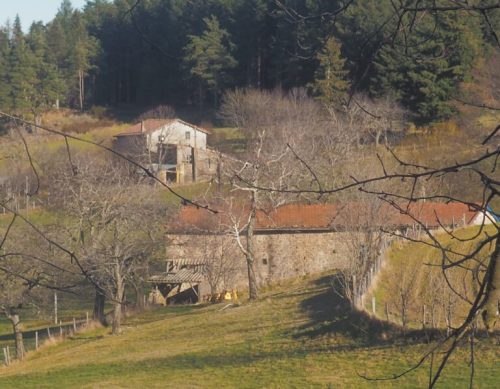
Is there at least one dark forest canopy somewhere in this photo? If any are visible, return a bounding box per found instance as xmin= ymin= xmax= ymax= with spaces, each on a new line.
xmin=0 ymin=0 xmax=498 ymax=123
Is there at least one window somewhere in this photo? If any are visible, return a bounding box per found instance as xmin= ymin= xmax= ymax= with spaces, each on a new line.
xmin=184 ymin=155 xmax=192 ymax=164
xmin=185 ymin=131 xmax=190 ymax=140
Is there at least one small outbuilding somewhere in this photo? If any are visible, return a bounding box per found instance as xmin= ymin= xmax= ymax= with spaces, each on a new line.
xmin=148 ymin=259 xmax=209 ymax=304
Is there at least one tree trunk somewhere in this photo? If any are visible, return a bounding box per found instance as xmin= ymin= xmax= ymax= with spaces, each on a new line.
xmin=482 ymin=237 xmax=500 ymax=331
xmin=32 ymin=112 xmax=41 ymax=133
xmin=246 ymin=193 xmax=258 ymax=300
xmin=93 ymin=286 xmax=106 ymax=325
xmin=6 ymin=311 xmax=24 ymax=360
xmin=79 ymin=69 xmax=84 ymax=111
xmin=112 ymin=301 xmax=122 ymax=335
xmin=134 ymin=284 xmax=145 ymax=310
xmin=54 ymin=291 xmax=58 ymax=324
xmin=257 ymin=47 xmax=262 ymax=89
xmin=112 ymin=265 xmax=125 ymax=335
xmin=401 ymin=297 xmax=407 ymax=335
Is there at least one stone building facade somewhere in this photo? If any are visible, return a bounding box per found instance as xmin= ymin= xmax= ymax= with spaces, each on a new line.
xmin=166 ymin=229 xmax=356 ymax=291
xmin=159 ymin=201 xmax=484 ymax=296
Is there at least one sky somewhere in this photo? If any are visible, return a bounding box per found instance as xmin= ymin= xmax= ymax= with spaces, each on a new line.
xmin=0 ymin=0 xmax=87 ymax=31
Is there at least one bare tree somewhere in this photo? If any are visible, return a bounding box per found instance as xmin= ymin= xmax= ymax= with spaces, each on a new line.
xmin=196 ymin=232 xmax=238 ymax=297
xmin=52 ymin=159 xmax=165 ymax=334
xmin=138 ymin=105 xmax=176 ymax=121
xmin=219 ymin=89 xmax=320 ymax=299
xmin=334 ymin=195 xmax=389 ymax=307
xmin=0 ymin=224 xmax=77 ymax=359
xmin=0 ymin=267 xmax=29 ymax=360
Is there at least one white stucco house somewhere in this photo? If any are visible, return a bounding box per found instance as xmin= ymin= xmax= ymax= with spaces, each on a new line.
xmin=114 ymin=118 xmax=218 ymax=184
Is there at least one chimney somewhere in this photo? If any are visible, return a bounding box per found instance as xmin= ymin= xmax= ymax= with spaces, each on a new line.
xmin=140 ymin=121 xmax=145 ymax=133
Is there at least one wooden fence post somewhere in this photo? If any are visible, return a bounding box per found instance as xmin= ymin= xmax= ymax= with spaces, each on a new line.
xmin=54 ymin=291 xmax=58 ymax=325
xmin=3 ymin=347 xmax=8 ymax=366
xmin=372 ymin=296 xmax=376 ymax=315
xmin=352 ymin=275 xmax=357 ymax=306
xmin=47 ymin=327 xmax=51 ymax=339
xmin=59 ymin=326 xmax=63 ymax=338
xmin=73 ymin=318 xmax=77 ymax=332
xmin=6 ymin=346 xmax=10 ymax=364
xmin=35 ymin=331 xmax=39 ymax=350
xmin=86 ymin=311 xmax=89 ymax=327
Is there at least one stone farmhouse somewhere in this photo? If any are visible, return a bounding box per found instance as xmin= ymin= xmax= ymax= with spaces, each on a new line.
xmin=150 ymin=201 xmax=492 ymax=303
xmin=114 ymin=118 xmax=219 ymax=184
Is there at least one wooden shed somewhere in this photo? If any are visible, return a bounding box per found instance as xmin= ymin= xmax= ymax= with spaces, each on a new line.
xmin=148 ymin=259 xmax=208 ymax=304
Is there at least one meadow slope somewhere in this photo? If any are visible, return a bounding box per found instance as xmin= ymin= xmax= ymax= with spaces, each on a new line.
xmin=0 ymin=274 xmax=498 ymax=388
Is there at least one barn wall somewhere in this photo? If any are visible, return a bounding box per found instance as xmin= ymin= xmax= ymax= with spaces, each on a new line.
xmin=166 ymin=231 xmax=357 ymax=291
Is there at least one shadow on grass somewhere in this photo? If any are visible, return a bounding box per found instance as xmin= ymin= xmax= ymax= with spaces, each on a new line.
xmin=294 ymin=274 xmax=443 ymax=345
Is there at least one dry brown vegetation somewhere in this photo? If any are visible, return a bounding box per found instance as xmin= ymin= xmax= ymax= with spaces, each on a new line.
xmin=368 ymin=225 xmax=498 ymax=330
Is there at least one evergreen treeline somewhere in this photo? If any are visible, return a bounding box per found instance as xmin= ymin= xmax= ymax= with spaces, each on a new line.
xmin=0 ymin=0 xmax=498 ymax=123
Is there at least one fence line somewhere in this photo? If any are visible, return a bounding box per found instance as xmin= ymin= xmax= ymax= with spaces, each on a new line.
xmin=353 ymin=220 xmax=467 ymax=318
xmin=2 ymin=312 xmax=90 ymax=366
xmin=353 ymin=235 xmax=390 ymax=311
xmin=353 ymin=225 xmax=427 ymax=312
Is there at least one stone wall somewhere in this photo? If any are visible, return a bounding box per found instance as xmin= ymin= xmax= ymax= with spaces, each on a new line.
xmin=166 ymin=230 xmax=357 ymax=291
xmin=194 ymin=147 xmax=219 ymax=182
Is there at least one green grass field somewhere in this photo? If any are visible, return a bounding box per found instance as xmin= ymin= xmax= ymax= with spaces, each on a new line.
xmin=0 ymin=274 xmax=497 ymax=388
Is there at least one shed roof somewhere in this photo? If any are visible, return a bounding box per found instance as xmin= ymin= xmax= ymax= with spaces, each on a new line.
xmin=115 ymin=118 xmax=211 ymax=137
xmin=148 ymin=268 xmax=205 ymax=284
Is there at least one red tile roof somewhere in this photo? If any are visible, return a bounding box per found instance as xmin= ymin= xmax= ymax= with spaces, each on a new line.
xmin=257 ymin=204 xmax=339 ymax=229
xmin=397 ymin=202 xmax=477 ymax=228
xmin=115 ymin=118 xmax=211 ymax=137
xmin=169 ymin=201 xmax=479 ymax=233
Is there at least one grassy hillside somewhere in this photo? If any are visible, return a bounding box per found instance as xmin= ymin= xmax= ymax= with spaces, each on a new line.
xmin=0 ymin=274 xmax=497 ymax=388
xmin=368 ymin=225 xmax=497 ymax=329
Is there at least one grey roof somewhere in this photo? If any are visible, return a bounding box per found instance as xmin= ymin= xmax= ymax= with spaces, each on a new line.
xmin=148 ymin=269 xmax=205 ymax=284
xmin=166 ymin=258 xmax=206 ymax=266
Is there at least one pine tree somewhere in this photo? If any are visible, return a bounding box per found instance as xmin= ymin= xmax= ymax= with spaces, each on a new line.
xmin=8 ymin=16 xmax=37 ymax=114
xmin=310 ymin=37 xmax=350 ymax=110
xmin=26 ymin=22 xmax=65 ymax=124
xmin=0 ymin=25 xmax=11 ymax=111
xmin=371 ymin=9 xmax=483 ymax=123
xmin=184 ymin=15 xmax=237 ymax=106
xmin=68 ymin=11 xmax=98 ymax=110
xmin=46 ymin=1 xmax=98 ymax=109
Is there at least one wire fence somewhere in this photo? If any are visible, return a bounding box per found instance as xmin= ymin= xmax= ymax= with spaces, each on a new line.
xmin=2 ymin=313 xmax=91 ymax=366
xmin=353 ymin=236 xmax=390 ymax=311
